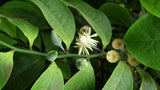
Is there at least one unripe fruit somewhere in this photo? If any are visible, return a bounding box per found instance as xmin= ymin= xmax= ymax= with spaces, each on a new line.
xmin=127 ymin=55 xmax=140 ymax=66
xmin=76 ymin=58 xmax=88 ymax=70
xmin=112 ymin=38 xmax=124 ymax=50
xmin=106 ymin=50 xmax=120 ymax=63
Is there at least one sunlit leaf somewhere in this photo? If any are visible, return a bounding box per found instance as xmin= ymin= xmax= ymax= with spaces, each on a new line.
xmin=0 ymin=51 xmax=14 ymax=89
xmin=102 ymin=61 xmax=133 ymax=90
xmin=8 ymin=18 xmax=38 ymax=48
xmin=31 ymin=61 xmax=64 ymax=90
xmin=124 ymin=14 xmax=160 ymax=70
xmin=140 ymin=0 xmax=160 ymax=18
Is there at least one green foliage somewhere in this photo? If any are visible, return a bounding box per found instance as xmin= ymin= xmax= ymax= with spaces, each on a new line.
xmin=0 ymin=51 xmax=14 ymax=89
xmin=3 ymin=53 xmax=45 ymax=90
xmin=64 ymin=0 xmax=112 ymax=49
xmin=0 ymin=1 xmax=49 ymax=30
xmin=124 ymin=14 xmax=160 ymax=70
xmin=99 ymin=3 xmax=132 ymax=27
xmin=102 ymin=61 xmax=133 ymax=90
xmin=31 ymin=61 xmax=64 ymax=90
xmin=31 ymin=0 xmax=75 ymax=50
xmin=0 ymin=0 xmax=160 ymax=90
xmin=8 ymin=18 xmax=38 ymax=48
xmin=0 ymin=33 xmax=17 ymax=49
xmin=64 ymin=61 xmax=95 ymax=90
xmin=56 ymin=60 xmax=71 ymax=79
xmin=0 ymin=17 xmax=16 ymax=37
xmin=140 ymin=0 xmax=160 ymax=18
xmin=136 ymin=67 xmax=157 ymax=90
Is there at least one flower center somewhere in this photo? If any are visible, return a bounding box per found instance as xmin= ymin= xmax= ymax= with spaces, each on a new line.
xmin=80 ymin=36 xmax=88 ymax=44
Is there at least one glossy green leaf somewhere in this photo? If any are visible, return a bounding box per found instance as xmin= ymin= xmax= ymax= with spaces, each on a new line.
xmin=31 ymin=61 xmax=64 ymax=90
xmin=0 ymin=17 xmax=16 ymax=37
xmin=0 ymin=1 xmax=49 ymax=30
xmin=47 ymin=50 xmax=58 ymax=62
xmin=0 ymin=33 xmax=17 ymax=49
xmin=56 ymin=60 xmax=71 ymax=79
xmin=99 ymin=3 xmax=132 ymax=27
xmin=124 ymin=14 xmax=160 ymax=70
xmin=136 ymin=68 xmax=157 ymax=90
xmin=8 ymin=18 xmax=38 ymax=48
xmin=3 ymin=53 xmax=45 ymax=90
xmin=140 ymin=0 xmax=160 ymax=18
xmin=64 ymin=61 xmax=95 ymax=90
xmin=31 ymin=0 xmax=75 ymax=50
xmin=102 ymin=61 xmax=133 ymax=90
xmin=0 ymin=51 xmax=14 ymax=89
xmin=64 ymin=0 xmax=112 ymax=49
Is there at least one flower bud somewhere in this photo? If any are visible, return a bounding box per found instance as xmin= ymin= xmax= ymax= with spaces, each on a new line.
xmin=127 ymin=55 xmax=140 ymax=66
xmin=106 ymin=50 xmax=120 ymax=63
xmin=76 ymin=58 xmax=88 ymax=70
xmin=112 ymin=38 xmax=124 ymax=50
xmin=79 ymin=25 xmax=91 ymax=35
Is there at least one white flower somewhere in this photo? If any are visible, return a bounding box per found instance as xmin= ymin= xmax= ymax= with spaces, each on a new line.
xmin=75 ymin=26 xmax=98 ymax=55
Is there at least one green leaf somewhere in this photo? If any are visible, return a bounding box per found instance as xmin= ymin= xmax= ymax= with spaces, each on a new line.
xmin=140 ymin=0 xmax=160 ymax=18
xmin=64 ymin=0 xmax=112 ymax=49
xmin=124 ymin=14 xmax=160 ymax=70
xmin=34 ymin=34 xmax=42 ymax=50
xmin=47 ymin=50 xmax=58 ymax=62
xmin=16 ymin=28 xmax=28 ymax=44
xmin=0 ymin=51 xmax=14 ymax=89
xmin=0 ymin=17 xmax=16 ymax=37
xmin=102 ymin=61 xmax=133 ymax=90
xmin=64 ymin=61 xmax=95 ymax=90
xmin=0 ymin=1 xmax=49 ymax=30
xmin=31 ymin=0 xmax=75 ymax=50
xmin=7 ymin=18 xmax=38 ymax=48
xmin=0 ymin=33 xmax=17 ymax=49
xmin=31 ymin=61 xmax=64 ymax=90
xmin=136 ymin=68 xmax=157 ymax=90
xmin=99 ymin=3 xmax=132 ymax=27
xmin=56 ymin=60 xmax=71 ymax=79
xmin=3 ymin=53 xmax=45 ymax=90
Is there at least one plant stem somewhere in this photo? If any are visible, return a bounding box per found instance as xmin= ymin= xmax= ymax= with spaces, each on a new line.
xmin=57 ymin=52 xmax=106 ymax=59
xmin=0 ymin=41 xmax=106 ymax=59
xmin=0 ymin=41 xmax=47 ymax=56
